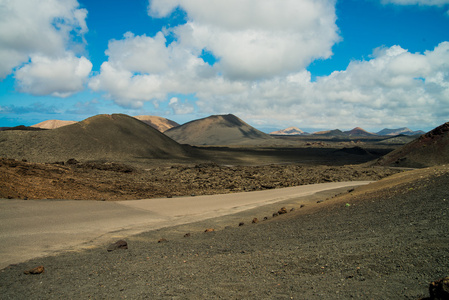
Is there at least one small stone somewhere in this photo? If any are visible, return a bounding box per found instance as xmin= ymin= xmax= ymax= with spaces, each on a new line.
xmin=263 ymin=217 xmax=268 ymax=221
xmin=204 ymin=228 xmax=215 ymax=233
xmin=272 ymin=212 xmax=279 ymax=217
xmin=184 ymin=233 xmax=191 ymax=238
xmin=278 ymin=207 xmax=288 ymax=214
xmin=239 ymin=222 xmax=245 ymax=226
xmin=158 ymin=238 xmax=168 ymax=243
xmin=24 ymin=265 xmax=45 ymax=275
xmin=252 ymin=218 xmax=258 ymax=224
xmin=107 ymin=240 xmax=128 ymax=252
xmin=290 ymin=208 xmax=295 ymax=212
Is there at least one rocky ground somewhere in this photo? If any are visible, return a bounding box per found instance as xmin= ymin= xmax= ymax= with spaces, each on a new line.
xmin=1 ymin=165 xmax=448 ymax=299
xmin=0 ymin=158 xmax=401 ymax=200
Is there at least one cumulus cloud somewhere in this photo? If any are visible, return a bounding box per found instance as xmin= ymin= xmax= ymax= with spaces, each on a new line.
xmin=189 ymin=42 xmax=449 ymax=130
xmin=91 ymin=0 xmax=339 ymax=106
xmin=15 ymin=54 xmax=92 ymax=97
xmin=149 ymin=0 xmax=339 ymax=80
xmin=169 ymin=97 xmax=195 ymax=114
xmin=0 ymin=0 xmax=90 ymax=96
xmin=90 ymin=0 xmax=448 ymax=129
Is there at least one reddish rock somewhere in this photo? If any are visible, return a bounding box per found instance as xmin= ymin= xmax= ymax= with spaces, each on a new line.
xmin=278 ymin=207 xmax=288 ymax=215
xmin=24 ymin=265 xmax=45 ymax=275
xmin=204 ymin=228 xmax=215 ymax=233
xmin=252 ymin=218 xmax=259 ymax=224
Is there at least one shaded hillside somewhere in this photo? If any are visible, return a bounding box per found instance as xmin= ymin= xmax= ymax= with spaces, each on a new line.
xmin=31 ymin=120 xmax=77 ymax=129
xmin=133 ymin=115 xmax=179 ymax=132
xmin=375 ymin=122 xmax=449 ymax=168
xmin=0 ymin=114 xmax=191 ymax=164
xmin=312 ymin=129 xmax=345 ymax=137
xmin=165 ymin=114 xmax=273 ymax=145
xmin=376 ymin=127 xmax=424 ymax=136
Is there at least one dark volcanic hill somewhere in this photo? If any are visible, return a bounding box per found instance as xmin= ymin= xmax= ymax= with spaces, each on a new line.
xmin=344 ymin=127 xmax=376 ymax=136
xmin=375 ymin=122 xmax=449 ymax=168
xmin=0 ymin=114 xmax=191 ymax=164
xmin=312 ymin=129 xmax=345 ymax=137
xmin=165 ymin=114 xmax=273 ymax=145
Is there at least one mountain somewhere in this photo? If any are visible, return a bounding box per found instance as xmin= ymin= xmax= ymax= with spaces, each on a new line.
xmin=133 ymin=115 xmax=179 ymax=132
xmin=164 ymin=114 xmax=273 ymax=145
xmin=344 ymin=127 xmax=376 ymax=136
xmin=312 ymin=129 xmax=346 ymax=137
xmin=376 ymin=127 xmax=424 ymax=136
xmin=31 ymin=120 xmax=77 ymax=129
xmin=375 ymin=122 xmax=449 ymax=168
xmin=0 ymin=114 xmax=191 ymax=163
xmin=270 ymin=127 xmax=308 ymax=135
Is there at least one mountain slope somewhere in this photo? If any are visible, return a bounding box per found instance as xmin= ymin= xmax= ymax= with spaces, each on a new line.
xmin=133 ymin=115 xmax=179 ymax=132
xmin=375 ymin=122 xmax=449 ymax=168
xmin=376 ymin=127 xmax=424 ymax=136
xmin=31 ymin=120 xmax=77 ymax=129
xmin=0 ymin=114 xmax=191 ymax=163
xmin=165 ymin=114 xmax=273 ymax=145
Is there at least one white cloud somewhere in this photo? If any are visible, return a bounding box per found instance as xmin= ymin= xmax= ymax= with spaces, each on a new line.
xmin=92 ymin=0 xmax=339 ymax=105
xmin=150 ymin=0 xmax=339 ymax=80
xmin=0 ymin=0 xmax=90 ymax=96
xmin=194 ymin=42 xmax=449 ymax=130
xmin=91 ymin=0 xmax=448 ymax=129
xmin=15 ymin=54 xmax=92 ymax=97
xmin=169 ymin=97 xmax=195 ymax=114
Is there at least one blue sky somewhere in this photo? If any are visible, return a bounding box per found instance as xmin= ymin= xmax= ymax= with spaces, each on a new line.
xmin=0 ymin=0 xmax=448 ymax=133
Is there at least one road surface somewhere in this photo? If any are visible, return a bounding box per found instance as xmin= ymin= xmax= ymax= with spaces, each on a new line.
xmin=0 ymin=181 xmax=372 ymax=269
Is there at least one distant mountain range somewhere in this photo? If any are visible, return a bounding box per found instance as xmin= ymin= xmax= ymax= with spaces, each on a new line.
xmin=376 ymin=127 xmax=425 ymax=136
xmin=273 ymin=126 xmax=424 ymax=137
xmin=5 ymin=114 xmax=425 ymax=138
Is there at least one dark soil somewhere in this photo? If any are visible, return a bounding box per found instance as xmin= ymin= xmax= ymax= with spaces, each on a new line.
xmin=0 ymin=158 xmax=401 ymax=200
xmin=1 ymin=166 xmax=448 ymax=299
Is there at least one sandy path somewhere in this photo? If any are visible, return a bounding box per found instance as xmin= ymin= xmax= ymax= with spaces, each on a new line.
xmin=0 ymin=181 xmax=371 ymax=269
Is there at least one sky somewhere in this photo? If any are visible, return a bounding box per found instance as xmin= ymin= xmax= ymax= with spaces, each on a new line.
xmin=0 ymin=0 xmax=449 ymax=133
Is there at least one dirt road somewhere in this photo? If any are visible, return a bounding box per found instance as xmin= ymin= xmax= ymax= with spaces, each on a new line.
xmin=0 ymin=181 xmax=371 ymax=269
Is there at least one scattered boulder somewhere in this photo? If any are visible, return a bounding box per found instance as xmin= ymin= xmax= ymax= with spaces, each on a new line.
xmin=204 ymin=228 xmax=215 ymax=233
xmin=263 ymin=217 xmax=268 ymax=221
xmin=252 ymin=218 xmax=259 ymax=224
xmin=184 ymin=233 xmax=191 ymax=238
xmin=429 ymin=276 xmax=449 ymax=299
xmin=272 ymin=212 xmax=279 ymax=217
xmin=239 ymin=222 xmax=245 ymax=226
xmin=24 ymin=265 xmax=45 ymax=275
xmin=107 ymin=240 xmax=128 ymax=252
xmin=157 ymin=238 xmax=168 ymax=243
xmin=278 ymin=207 xmax=288 ymax=215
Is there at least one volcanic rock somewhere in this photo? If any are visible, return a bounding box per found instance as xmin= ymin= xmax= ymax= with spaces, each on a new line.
xmin=24 ymin=265 xmax=45 ymax=275
xmin=429 ymin=276 xmax=449 ymax=300
xmin=107 ymin=240 xmax=128 ymax=252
